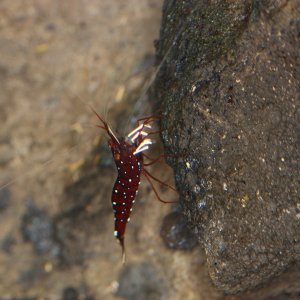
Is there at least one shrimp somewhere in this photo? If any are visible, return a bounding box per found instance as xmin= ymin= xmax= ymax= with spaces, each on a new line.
xmin=92 ymin=108 xmax=176 ymax=263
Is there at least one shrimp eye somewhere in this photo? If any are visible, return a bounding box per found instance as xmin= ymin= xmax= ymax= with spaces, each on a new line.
xmin=114 ymin=153 xmax=121 ymax=161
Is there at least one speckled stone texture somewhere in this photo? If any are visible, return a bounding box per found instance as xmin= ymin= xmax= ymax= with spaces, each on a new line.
xmin=153 ymin=0 xmax=300 ymax=294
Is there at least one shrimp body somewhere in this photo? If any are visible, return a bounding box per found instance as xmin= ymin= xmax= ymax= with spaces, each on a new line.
xmin=92 ymin=108 xmax=156 ymax=260
xmin=109 ymin=139 xmax=143 ymax=252
xmin=92 ymin=108 xmax=171 ymax=262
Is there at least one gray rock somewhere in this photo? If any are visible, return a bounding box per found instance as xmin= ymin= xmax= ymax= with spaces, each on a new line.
xmin=21 ymin=200 xmax=61 ymax=257
xmin=160 ymin=211 xmax=199 ymax=250
xmin=153 ymin=0 xmax=300 ymax=294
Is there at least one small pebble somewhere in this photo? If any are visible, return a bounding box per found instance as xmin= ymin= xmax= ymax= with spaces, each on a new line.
xmin=62 ymin=287 xmax=79 ymax=300
xmin=160 ymin=211 xmax=198 ymax=250
xmin=21 ymin=200 xmax=60 ymax=256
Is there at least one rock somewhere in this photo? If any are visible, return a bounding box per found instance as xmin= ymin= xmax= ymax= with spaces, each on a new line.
xmin=62 ymin=287 xmax=79 ymax=300
xmin=153 ymin=0 xmax=300 ymax=294
xmin=21 ymin=200 xmax=61 ymax=257
xmin=160 ymin=211 xmax=198 ymax=250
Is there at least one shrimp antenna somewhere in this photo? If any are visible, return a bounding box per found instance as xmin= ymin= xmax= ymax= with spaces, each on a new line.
xmin=87 ymin=103 xmax=120 ymax=145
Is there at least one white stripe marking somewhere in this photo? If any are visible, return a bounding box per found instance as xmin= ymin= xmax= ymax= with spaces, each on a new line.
xmin=108 ymin=125 xmax=120 ymax=144
xmin=133 ymin=139 xmax=152 ymax=155
xmin=127 ymin=124 xmax=144 ymax=138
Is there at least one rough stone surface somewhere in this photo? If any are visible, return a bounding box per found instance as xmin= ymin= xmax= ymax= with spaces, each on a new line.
xmin=153 ymin=0 xmax=300 ymax=294
xmin=160 ymin=211 xmax=198 ymax=250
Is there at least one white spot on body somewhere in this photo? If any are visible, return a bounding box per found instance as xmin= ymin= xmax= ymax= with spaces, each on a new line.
xmin=114 ymin=230 xmax=118 ymax=237
xmin=129 ymin=179 xmax=132 ymax=182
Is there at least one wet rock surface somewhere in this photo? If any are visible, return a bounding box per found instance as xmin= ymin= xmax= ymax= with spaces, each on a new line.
xmin=154 ymin=0 xmax=300 ymax=295
xmin=160 ymin=211 xmax=198 ymax=250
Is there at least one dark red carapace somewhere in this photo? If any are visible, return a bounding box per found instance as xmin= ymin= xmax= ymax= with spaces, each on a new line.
xmin=92 ymin=109 xmax=175 ymax=263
